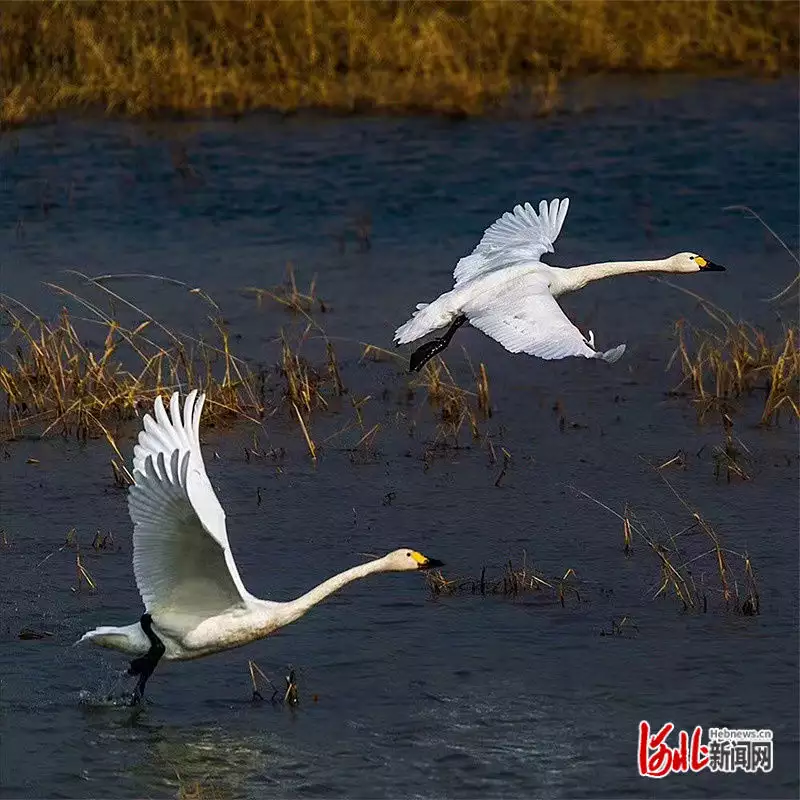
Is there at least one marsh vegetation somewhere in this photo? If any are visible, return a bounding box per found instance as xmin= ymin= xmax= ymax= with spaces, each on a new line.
xmin=1 ymin=1 xmax=797 ymax=126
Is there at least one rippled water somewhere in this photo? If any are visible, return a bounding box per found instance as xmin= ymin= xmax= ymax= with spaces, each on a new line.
xmin=1 ymin=78 xmax=798 ymax=798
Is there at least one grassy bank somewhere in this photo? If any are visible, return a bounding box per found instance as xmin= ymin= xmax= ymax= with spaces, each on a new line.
xmin=1 ymin=0 xmax=797 ymax=125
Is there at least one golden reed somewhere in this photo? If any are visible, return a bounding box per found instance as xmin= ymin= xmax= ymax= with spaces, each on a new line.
xmin=1 ymin=1 xmax=796 ymax=125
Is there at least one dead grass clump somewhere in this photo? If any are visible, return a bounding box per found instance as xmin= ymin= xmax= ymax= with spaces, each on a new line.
xmin=427 ymin=555 xmax=581 ymax=606
xmin=111 ymin=458 xmax=134 ymax=488
xmin=574 ymin=476 xmax=761 ymax=616
xmin=666 ymin=208 xmax=799 ymax=426
xmin=492 ymin=446 xmax=512 ymax=488
xmin=360 ymin=343 xmax=405 ymax=365
xmin=463 ymin=350 xmax=493 ymax=419
xmin=671 ymin=312 xmax=799 ymax=425
xmin=314 ymin=393 xmax=384 ymax=463
xmin=277 ymin=327 xmax=360 ymax=460
xmin=248 ymin=660 xmax=300 ymax=706
xmin=479 ymin=432 xmax=513 ymax=486
xmin=35 ymin=527 xmax=101 ymax=594
xmin=710 ymin=413 xmax=751 ymax=482
xmin=413 ymin=357 xmax=483 ymax=445
xmin=0 ymin=275 xmax=263 ymax=451
xmin=476 ymin=362 xmax=492 ymax=418
xmin=280 ymin=335 xmax=326 ymax=418
xmin=277 ymin=326 xmax=348 ymax=413
xmin=245 ymin=265 xmax=327 ymax=315
xmin=345 ymin=408 xmax=381 ymax=462
xmin=1 ymin=1 xmax=796 ymax=125
xmin=327 ymin=341 xmax=345 ymax=396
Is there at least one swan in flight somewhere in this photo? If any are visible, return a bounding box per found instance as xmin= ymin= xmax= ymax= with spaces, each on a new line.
xmin=395 ymin=198 xmax=725 ymax=372
xmin=79 ymin=390 xmax=442 ymax=704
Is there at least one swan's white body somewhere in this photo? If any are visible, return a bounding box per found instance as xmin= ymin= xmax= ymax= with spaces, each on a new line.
xmin=79 ymin=391 xmax=439 ymax=663
xmin=395 ymin=198 xmax=723 ymax=364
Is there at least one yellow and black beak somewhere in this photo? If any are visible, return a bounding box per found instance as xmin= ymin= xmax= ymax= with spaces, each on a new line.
xmin=411 ymin=551 xmax=445 ymax=570
xmin=696 ymin=256 xmax=726 ymax=272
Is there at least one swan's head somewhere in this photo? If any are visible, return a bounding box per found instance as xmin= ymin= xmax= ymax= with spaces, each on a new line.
xmin=670 ymin=252 xmax=726 ymax=273
xmin=385 ymin=548 xmax=444 ymax=572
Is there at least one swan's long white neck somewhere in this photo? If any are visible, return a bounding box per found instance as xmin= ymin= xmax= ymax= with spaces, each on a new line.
xmin=276 ymin=557 xmax=393 ymax=627
xmin=561 ymin=258 xmax=677 ymax=293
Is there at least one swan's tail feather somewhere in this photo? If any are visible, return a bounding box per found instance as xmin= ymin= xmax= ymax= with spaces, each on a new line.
xmin=77 ymin=622 xmax=150 ymax=656
xmin=599 ymin=343 xmax=626 ymax=364
xmin=395 ymin=293 xmax=460 ymax=345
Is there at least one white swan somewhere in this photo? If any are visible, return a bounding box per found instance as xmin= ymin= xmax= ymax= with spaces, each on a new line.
xmin=395 ymin=198 xmax=725 ymax=372
xmin=79 ymin=390 xmax=442 ymax=704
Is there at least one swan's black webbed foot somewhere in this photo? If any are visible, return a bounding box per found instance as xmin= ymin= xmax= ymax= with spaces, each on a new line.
xmin=408 ymin=314 xmax=467 ymax=373
xmin=127 ymin=613 xmax=165 ymax=706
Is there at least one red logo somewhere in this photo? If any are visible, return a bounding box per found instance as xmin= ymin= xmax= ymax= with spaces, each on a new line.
xmin=638 ymin=721 xmax=710 ymax=778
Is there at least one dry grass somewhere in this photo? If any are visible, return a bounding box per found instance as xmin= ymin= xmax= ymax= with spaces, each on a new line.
xmin=0 ymin=274 xmax=263 ymax=453
xmin=462 ymin=350 xmax=493 ymax=419
xmin=248 ymin=660 xmax=300 ymax=706
xmin=666 ymin=208 xmax=799 ymax=425
xmin=413 ymin=356 xmax=484 ymax=446
xmin=273 ymin=325 xmax=405 ymax=463
xmin=244 ymin=265 xmax=328 ymax=316
xmin=710 ymin=412 xmax=751 ymax=482
xmin=33 ymin=526 xmax=108 ymax=594
xmin=360 ymin=343 xmax=404 ymax=365
xmin=276 ymin=326 xmax=354 ymax=459
xmin=476 ymin=362 xmax=491 ymax=418
xmin=2 ymin=272 xmax=496 ymax=467
xmin=309 ymin=391 xmax=384 ymax=463
xmin=574 ymin=475 xmax=761 ymax=616
xmin=427 ymin=554 xmax=581 ymax=606
xmin=280 ymin=333 xmax=327 ymax=418
xmin=1 ymin=1 xmax=796 ymax=125
xmin=670 ymin=306 xmax=799 ymax=425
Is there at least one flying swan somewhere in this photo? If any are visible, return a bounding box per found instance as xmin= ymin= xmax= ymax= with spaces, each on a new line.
xmin=79 ymin=390 xmax=443 ymax=704
xmin=395 ymin=198 xmax=725 ymax=372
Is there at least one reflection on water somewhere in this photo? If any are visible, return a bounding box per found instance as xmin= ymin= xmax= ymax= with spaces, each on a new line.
xmin=0 ymin=77 xmax=798 ymax=799
xmin=134 ymin=723 xmax=297 ymax=797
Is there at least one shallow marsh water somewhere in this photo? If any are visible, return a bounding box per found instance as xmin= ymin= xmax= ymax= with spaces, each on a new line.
xmin=0 ymin=78 xmax=798 ymax=798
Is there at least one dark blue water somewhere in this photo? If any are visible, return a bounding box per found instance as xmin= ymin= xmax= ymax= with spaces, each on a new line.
xmin=1 ymin=77 xmax=798 ymax=799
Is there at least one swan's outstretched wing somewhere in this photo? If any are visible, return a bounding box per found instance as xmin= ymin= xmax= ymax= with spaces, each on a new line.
xmin=127 ymin=391 xmax=251 ymax=637
xmin=463 ymin=274 xmax=625 ymax=363
xmin=454 ymin=198 xmax=570 ymax=286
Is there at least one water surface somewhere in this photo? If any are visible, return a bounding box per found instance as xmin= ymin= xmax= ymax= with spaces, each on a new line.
xmin=1 ymin=77 xmax=798 ymax=799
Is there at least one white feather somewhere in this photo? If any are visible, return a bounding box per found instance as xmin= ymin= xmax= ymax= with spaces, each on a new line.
xmin=463 ymin=274 xmax=622 ymax=362
xmin=77 ymin=622 xmax=150 ymax=655
xmin=128 ymin=391 xmax=252 ymax=639
xmin=453 ymin=198 xmax=570 ymax=286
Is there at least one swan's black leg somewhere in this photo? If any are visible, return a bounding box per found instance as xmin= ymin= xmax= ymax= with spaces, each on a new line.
xmin=409 ymin=314 xmax=467 ymax=373
xmin=128 ymin=613 xmax=165 ymax=706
